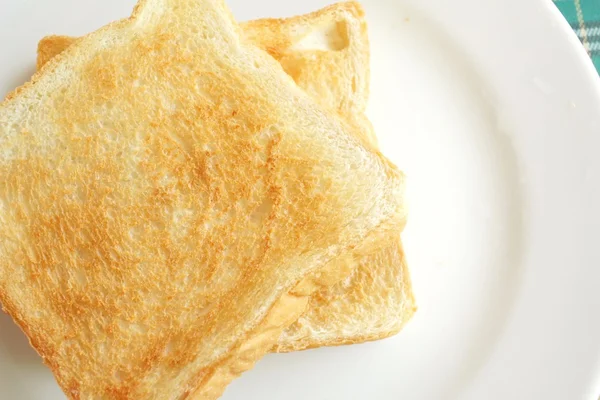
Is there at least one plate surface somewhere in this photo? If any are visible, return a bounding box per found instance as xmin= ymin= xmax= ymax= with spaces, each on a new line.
xmin=1 ymin=0 xmax=600 ymax=399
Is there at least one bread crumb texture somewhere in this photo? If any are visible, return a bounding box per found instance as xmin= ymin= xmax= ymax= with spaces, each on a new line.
xmin=0 ymin=0 xmax=406 ymax=398
xmin=33 ymin=1 xmax=414 ymax=355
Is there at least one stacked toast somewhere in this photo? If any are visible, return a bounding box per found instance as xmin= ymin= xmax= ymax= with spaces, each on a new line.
xmin=0 ymin=0 xmax=415 ymax=398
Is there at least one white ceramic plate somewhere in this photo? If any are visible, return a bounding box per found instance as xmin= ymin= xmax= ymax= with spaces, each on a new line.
xmin=1 ymin=0 xmax=600 ymax=399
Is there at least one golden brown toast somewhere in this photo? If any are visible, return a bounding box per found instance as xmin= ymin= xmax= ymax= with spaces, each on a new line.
xmin=34 ymin=1 xmax=415 ymax=354
xmin=0 ymin=0 xmax=406 ymax=398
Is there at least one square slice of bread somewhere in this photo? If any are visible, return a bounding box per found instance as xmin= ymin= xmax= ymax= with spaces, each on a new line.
xmin=0 ymin=0 xmax=407 ymax=398
xmin=34 ymin=1 xmax=416 ymax=354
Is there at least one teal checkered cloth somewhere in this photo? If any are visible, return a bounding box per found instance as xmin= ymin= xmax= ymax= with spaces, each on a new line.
xmin=555 ymin=0 xmax=600 ymax=72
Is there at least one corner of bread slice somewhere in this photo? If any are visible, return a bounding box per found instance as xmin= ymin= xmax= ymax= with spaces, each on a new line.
xmin=274 ymin=235 xmax=416 ymax=352
xmin=0 ymin=0 xmax=406 ymax=398
xmin=37 ymin=35 xmax=78 ymax=70
xmin=242 ymin=1 xmax=371 ymax=117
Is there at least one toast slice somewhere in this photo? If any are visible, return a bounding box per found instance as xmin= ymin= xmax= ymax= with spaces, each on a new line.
xmin=0 ymin=0 xmax=406 ymax=398
xmin=34 ymin=2 xmax=416 ymax=353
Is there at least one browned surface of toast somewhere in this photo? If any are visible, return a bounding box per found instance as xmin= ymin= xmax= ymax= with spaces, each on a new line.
xmin=34 ymin=1 xmax=415 ymax=354
xmin=0 ymin=0 xmax=407 ymax=398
